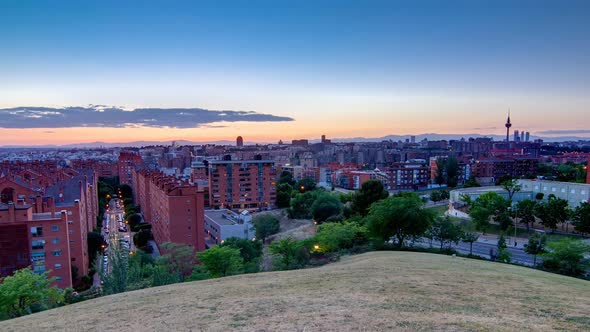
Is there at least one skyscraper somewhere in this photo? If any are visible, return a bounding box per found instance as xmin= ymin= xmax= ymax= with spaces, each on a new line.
xmin=514 ymin=130 xmax=520 ymax=142
xmin=520 ymin=131 xmax=525 ymax=142
xmin=525 ymin=132 xmax=530 ymax=142
xmin=236 ymin=136 xmax=244 ymax=147
xmin=505 ymin=112 xmax=512 ymax=142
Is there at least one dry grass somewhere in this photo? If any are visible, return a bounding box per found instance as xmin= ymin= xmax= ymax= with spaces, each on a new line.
xmin=5 ymin=252 xmax=590 ymax=331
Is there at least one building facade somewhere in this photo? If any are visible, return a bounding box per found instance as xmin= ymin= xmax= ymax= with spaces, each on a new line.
xmin=208 ymin=160 xmax=277 ymax=210
xmin=133 ymin=170 xmax=206 ymax=252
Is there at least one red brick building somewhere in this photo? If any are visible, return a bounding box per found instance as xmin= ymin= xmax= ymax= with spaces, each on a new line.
xmin=0 ymin=167 xmax=98 ymax=288
xmin=133 ymin=170 xmax=206 ymax=252
xmin=70 ymin=159 xmax=118 ymax=178
xmin=386 ymin=160 xmax=430 ymax=191
xmin=118 ymin=152 xmax=143 ymax=187
xmin=208 ymin=160 xmax=277 ymax=210
xmin=473 ymin=157 xmax=539 ymax=182
xmin=0 ymin=203 xmax=73 ymax=289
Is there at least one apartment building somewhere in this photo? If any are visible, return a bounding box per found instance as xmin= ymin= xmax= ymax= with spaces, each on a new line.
xmin=133 ymin=170 xmax=205 ymax=252
xmin=208 ymin=160 xmax=277 ymax=210
xmin=386 ymin=160 xmax=430 ymax=191
xmin=0 ymin=203 xmax=73 ymax=289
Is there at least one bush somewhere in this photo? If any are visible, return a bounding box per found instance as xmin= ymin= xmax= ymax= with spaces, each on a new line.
xmin=306 ymin=221 xmax=369 ymax=253
xmin=310 ymin=192 xmax=343 ymax=223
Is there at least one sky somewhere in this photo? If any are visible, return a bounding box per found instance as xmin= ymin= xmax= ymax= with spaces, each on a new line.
xmin=0 ymin=0 xmax=589 ymax=145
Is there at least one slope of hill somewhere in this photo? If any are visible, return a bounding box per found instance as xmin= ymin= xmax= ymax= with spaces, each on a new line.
xmin=5 ymin=252 xmax=590 ymax=331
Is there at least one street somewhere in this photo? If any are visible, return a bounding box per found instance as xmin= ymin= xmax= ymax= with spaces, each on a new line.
xmin=413 ymin=237 xmax=538 ymax=266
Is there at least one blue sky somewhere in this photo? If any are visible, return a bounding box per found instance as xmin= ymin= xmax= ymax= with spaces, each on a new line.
xmin=0 ymin=0 xmax=589 ymax=144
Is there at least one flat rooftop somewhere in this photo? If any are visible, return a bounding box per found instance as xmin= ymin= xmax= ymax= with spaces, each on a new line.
xmin=204 ymin=210 xmax=239 ymax=226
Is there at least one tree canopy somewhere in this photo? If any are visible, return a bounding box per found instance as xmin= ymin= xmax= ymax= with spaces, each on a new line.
xmin=252 ymin=214 xmax=280 ymax=243
xmin=0 ymin=268 xmax=64 ymax=320
xmin=365 ymin=193 xmax=436 ymax=248
xmin=197 ymin=245 xmax=244 ymax=278
xmin=350 ymin=180 xmax=389 ymax=216
xmin=311 ymin=192 xmax=343 ymax=223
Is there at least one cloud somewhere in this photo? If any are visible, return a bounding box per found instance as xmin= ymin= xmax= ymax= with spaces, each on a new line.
xmin=0 ymin=106 xmax=294 ymax=129
xmin=536 ymin=129 xmax=590 ymax=135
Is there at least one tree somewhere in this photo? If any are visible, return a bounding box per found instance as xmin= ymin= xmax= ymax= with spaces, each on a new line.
xmin=288 ymin=190 xmax=319 ymax=219
xmin=310 ymin=193 xmax=342 ymax=223
xmin=501 ymin=179 xmax=522 ymax=201
xmin=435 ymin=158 xmax=446 ymax=186
xmin=197 ymin=245 xmax=244 ymax=278
xmin=434 ymin=157 xmax=459 ymax=187
xmin=430 ymin=216 xmax=464 ymax=249
xmin=535 ymin=197 xmax=570 ymax=232
xmin=117 ymin=184 xmax=133 ymax=199
xmin=127 ymin=213 xmax=142 ymax=229
xmin=0 ymin=268 xmax=64 ymax=319
xmin=309 ymin=221 xmax=369 ymax=253
xmin=365 ymin=193 xmax=436 ymax=248
xmin=220 ymin=237 xmax=263 ymax=273
xmin=496 ymin=234 xmax=512 ymax=263
xmin=430 ymin=190 xmax=442 ymax=202
xmin=296 ymin=178 xmax=316 ymax=193
xmin=253 ymin=214 xmax=280 ymax=243
xmin=573 ymin=202 xmax=590 ymax=234
xmin=100 ymin=241 xmax=131 ymax=295
xmin=524 ymin=233 xmax=547 ymax=266
xmin=445 ymin=156 xmax=459 ymax=188
xmin=87 ymin=231 xmax=105 ymax=269
xmin=470 ymin=206 xmax=492 ymax=233
xmin=463 ymin=177 xmax=481 ymax=188
xmin=462 ymin=232 xmax=480 ymax=256
xmin=158 ymin=242 xmax=197 ymax=282
xmin=350 ymin=180 xmax=389 ymax=216
xmin=276 ymin=183 xmax=293 ymax=208
xmin=277 ymin=170 xmax=296 ymax=186
xmin=516 ymin=199 xmax=538 ymax=231
xmin=269 ymin=237 xmax=308 ymax=270
xmin=541 ymin=239 xmax=590 ymax=277
xmin=468 ymin=192 xmax=510 ymax=233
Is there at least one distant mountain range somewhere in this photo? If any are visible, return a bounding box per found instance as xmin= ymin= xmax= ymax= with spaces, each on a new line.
xmin=1 ymin=134 xmax=589 ymax=149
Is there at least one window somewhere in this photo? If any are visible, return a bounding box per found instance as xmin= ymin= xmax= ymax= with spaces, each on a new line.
xmin=52 ymin=238 xmax=59 ymax=244
xmin=52 ymin=250 xmax=62 ymax=257
xmin=54 ymin=263 xmax=62 ymax=269
xmin=33 ymin=264 xmax=46 ymax=273
xmin=51 ymin=225 xmax=59 ymax=232
xmin=56 ymin=276 xmax=62 ymax=281
xmin=31 ymin=252 xmax=46 ymax=262
xmin=31 ymin=226 xmax=43 ymax=237
xmin=32 ymin=240 xmax=46 ymax=250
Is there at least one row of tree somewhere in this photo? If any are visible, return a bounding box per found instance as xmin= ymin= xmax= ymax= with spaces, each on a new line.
xmin=465 ymin=191 xmax=590 ymax=235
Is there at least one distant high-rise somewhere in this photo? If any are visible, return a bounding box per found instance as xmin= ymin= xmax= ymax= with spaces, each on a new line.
xmin=525 ymin=132 xmax=530 ymax=142
xmin=236 ymin=136 xmax=244 ymax=147
xmin=411 ymin=136 xmax=416 ymax=143
xmin=321 ymin=135 xmax=326 ymax=143
xmin=514 ymin=130 xmax=520 ymax=142
xmin=520 ymin=131 xmax=525 ymax=142
xmin=505 ymin=112 xmax=512 ymax=142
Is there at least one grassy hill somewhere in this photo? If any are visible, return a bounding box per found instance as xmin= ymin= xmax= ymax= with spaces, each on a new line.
xmin=5 ymin=252 xmax=590 ymax=331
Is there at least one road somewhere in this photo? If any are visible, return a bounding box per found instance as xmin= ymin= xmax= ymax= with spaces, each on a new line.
xmin=413 ymin=238 xmax=538 ymax=266
xmin=99 ymin=198 xmax=134 ymax=276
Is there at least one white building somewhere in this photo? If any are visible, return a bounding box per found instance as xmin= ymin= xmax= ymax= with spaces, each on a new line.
xmin=518 ymin=179 xmax=590 ymax=208
xmin=204 ymin=209 xmax=255 ymax=246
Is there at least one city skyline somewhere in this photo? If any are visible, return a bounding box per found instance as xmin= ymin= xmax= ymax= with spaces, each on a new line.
xmin=1 ymin=1 xmax=589 ymax=145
